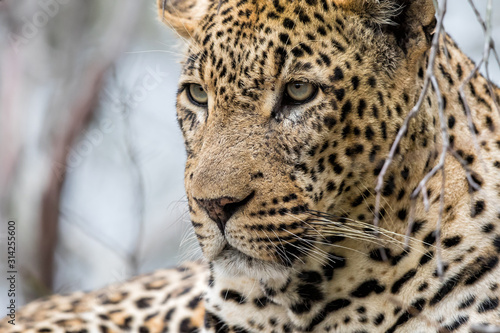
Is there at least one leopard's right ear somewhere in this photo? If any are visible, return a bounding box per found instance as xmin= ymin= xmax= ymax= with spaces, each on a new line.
xmin=157 ymin=0 xmax=211 ymax=39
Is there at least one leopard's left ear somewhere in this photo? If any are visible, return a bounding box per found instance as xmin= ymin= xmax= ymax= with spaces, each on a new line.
xmin=334 ymin=0 xmax=436 ymax=57
xmin=157 ymin=0 xmax=211 ymax=39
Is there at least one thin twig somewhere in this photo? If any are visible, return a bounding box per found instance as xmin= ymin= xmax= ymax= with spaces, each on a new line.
xmin=458 ymin=57 xmax=488 ymax=173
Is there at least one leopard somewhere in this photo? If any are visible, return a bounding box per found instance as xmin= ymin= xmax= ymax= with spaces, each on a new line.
xmin=2 ymin=0 xmax=500 ymax=332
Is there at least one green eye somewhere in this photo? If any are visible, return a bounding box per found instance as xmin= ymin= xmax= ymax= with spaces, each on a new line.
xmin=285 ymin=82 xmax=317 ymax=104
xmin=187 ymin=83 xmax=208 ymax=106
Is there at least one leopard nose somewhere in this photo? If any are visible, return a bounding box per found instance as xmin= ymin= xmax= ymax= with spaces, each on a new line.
xmin=195 ymin=192 xmax=255 ymax=234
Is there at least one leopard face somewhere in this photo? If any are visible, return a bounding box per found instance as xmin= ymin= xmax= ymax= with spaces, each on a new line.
xmin=168 ymin=0 xmax=435 ymax=277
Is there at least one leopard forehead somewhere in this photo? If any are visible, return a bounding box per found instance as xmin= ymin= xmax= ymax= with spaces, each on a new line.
xmin=181 ymin=0 xmax=398 ymax=91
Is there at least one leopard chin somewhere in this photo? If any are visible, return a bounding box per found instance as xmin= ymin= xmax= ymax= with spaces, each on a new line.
xmin=212 ymin=245 xmax=291 ymax=284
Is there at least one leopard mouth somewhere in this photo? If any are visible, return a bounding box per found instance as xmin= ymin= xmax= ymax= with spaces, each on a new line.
xmin=213 ymin=244 xmax=290 ymax=281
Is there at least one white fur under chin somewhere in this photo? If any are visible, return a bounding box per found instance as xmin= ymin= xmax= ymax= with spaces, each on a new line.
xmin=213 ymin=247 xmax=291 ymax=283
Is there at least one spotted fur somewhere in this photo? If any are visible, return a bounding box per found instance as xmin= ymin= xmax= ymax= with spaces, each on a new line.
xmin=3 ymin=0 xmax=500 ymax=332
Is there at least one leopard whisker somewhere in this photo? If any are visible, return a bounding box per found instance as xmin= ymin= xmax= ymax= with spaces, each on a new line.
xmin=306 ymin=210 xmax=423 ymax=244
xmin=280 ymin=231 xmax=327 ymax=266
xmin=307 ymin=220 xmax=428 ymax=253
xmin=296 ymin=236 xmax=375 ymax=258
xmin=303 ymin=211 xmax=432 ymax=254
xmin=282 ymin=229 xmax=361 ymax=263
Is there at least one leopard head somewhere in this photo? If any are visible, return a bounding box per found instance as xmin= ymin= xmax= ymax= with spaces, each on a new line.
xmin=158 ymin=0 xmax=437 ymax=279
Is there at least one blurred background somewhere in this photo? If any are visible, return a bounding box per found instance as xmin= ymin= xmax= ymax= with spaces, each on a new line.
xmin=0 ymin=0 xmax=499 ymax=308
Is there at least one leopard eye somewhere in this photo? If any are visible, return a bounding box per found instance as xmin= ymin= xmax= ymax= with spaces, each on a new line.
xmin=284 ymin=82 xmax=317 ymax=104
xmin=187 ymin=83 xmax=208 ymax=106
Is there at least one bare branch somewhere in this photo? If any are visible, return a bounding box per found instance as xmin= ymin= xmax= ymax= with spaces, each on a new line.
xmin=458 ymin=57 xmax=488 ymax=173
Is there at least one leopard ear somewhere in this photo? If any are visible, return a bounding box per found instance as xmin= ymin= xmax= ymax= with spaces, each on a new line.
xmin=333 ymin=0 xmax=436 ymax=56
xmin=157 ymin=0 xmax=211 ymax=39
